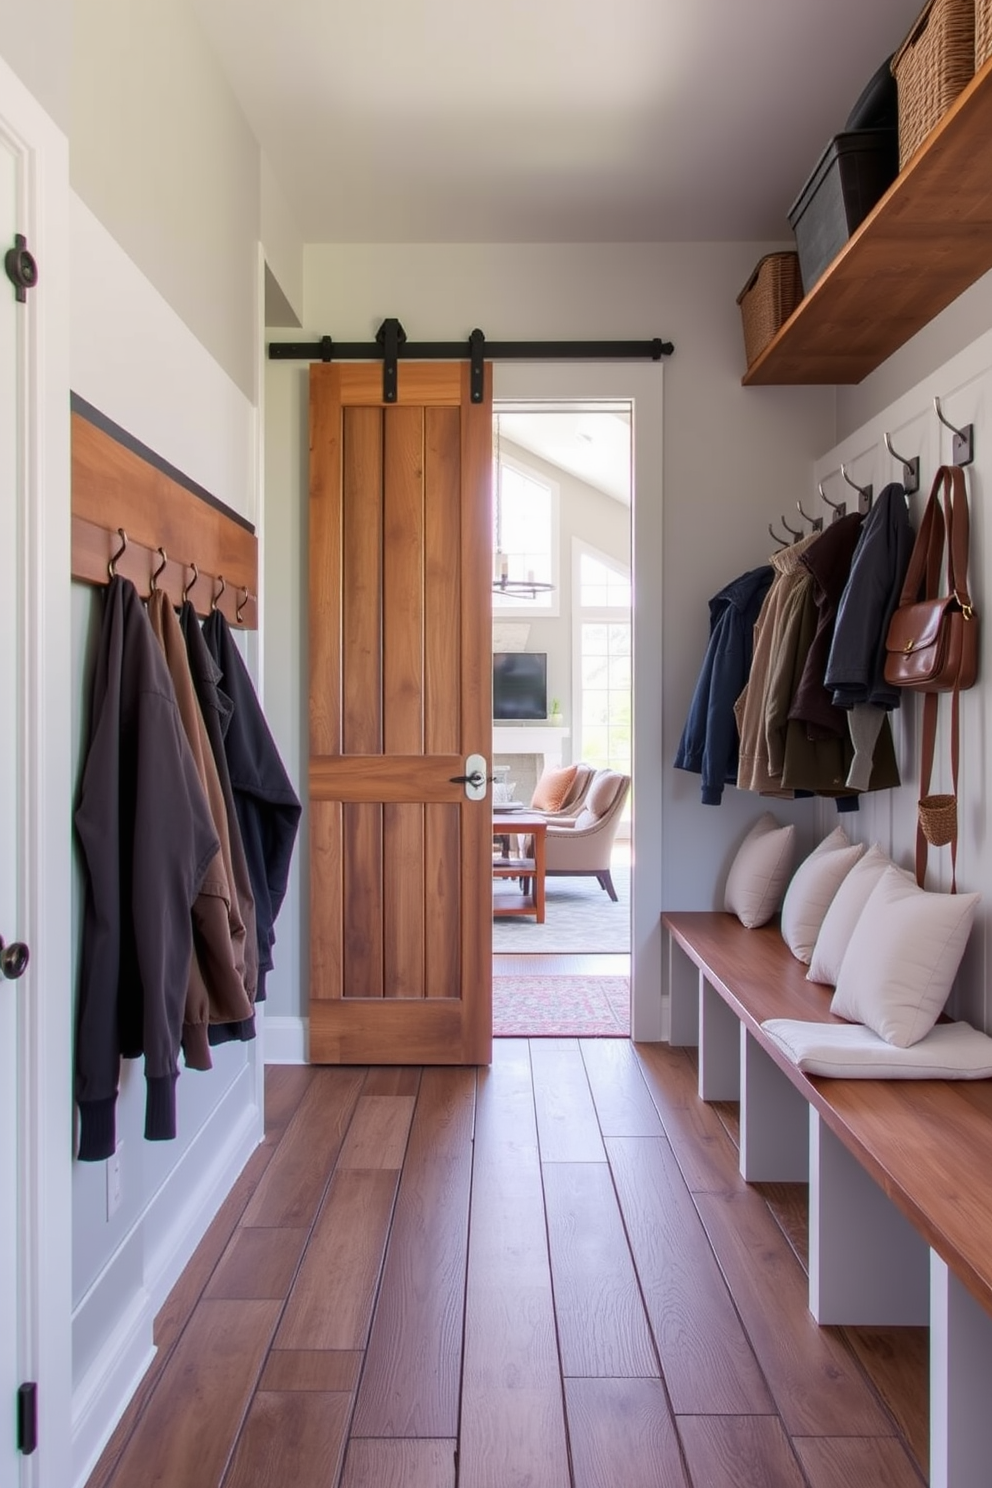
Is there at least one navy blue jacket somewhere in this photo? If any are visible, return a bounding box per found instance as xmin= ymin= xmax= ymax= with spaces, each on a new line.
xmin=675 ymin=565 xmax=774 ymax=804
xmin=202 ymin=611 xmax=301 ymax=1000
xmin=825 ymin=483 xmax=913 ymax=710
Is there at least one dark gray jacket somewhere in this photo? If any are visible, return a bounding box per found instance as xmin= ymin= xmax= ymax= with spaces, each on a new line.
xmin=825 ymin=483 xmax=913 ymax=710
xmin=202 ymin=610 xmax=301 ymax=999
xmin=75 ymin=578 xmax=218 ymax=1161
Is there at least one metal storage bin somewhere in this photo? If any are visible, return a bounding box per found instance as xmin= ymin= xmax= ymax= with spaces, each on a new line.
xmin=787 ymin=129 xmax=899 ymax=294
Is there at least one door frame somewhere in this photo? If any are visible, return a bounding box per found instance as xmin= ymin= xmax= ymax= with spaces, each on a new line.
xmin=492 ymin=363 xmax=664 ymax=1041
xmin=1 ymin=51 xmax=73 ymax=1488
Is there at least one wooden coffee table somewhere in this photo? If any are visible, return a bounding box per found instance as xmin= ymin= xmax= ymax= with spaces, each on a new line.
xmin=492 ymin=810 xmax=547 ymax=923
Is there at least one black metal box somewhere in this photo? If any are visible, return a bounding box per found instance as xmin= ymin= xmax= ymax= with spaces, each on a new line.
xmin=788 ymin=129 xmax=899 ymax=293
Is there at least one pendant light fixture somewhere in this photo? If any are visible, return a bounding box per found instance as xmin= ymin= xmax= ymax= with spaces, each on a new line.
xmin=492 ymin=412 xmax=555 ymax=599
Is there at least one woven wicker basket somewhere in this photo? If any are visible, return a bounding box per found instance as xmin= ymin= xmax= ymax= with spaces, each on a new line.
xmin=892 ymin=0 xmax=976 ymax=169
xmin=977 ymin=0 xmax=992 ymax=68
xmin=736 ymin=252 xmax=803 ymax=368
xmin=918 ymin=792 xmax=958 ymax=846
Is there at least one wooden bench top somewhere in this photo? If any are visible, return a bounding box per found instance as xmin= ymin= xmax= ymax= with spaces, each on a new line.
xmin=663 ymin=909 xmax=992 ymax=1322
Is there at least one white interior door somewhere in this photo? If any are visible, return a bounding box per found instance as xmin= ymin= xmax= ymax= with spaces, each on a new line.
xmin=1 ymin=119 xmax=28 ymax=1482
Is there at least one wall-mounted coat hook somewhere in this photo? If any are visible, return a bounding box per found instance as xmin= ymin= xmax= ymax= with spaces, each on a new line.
xmin=212 ymin=574 xmax=226 ymax=612
xmin=182 ymin=561 xmax=199 ymax=603
xmin=841 ymin=464 xmax=873 ymax=514
xmin=150 ymin=547 xmax=168 ymax=592
xmin=781 ymin=514 xmax=802 ymax=540
xmin=883 ymin=432 xmax=920 ymax=496
xmin=108 ymin=527 xmax=128 ymax=579
xmin=818 ymin=479 xmax=847 ymax=521
xmin=768 ymin=521 xmax=789 ymax=549
xmin=797 ymin=499 xmax=823 ymax=532
xmin=236 ymin=586 xmax=250 ymax=624
xmin=933 ymin=396 xmax=974 ymax=466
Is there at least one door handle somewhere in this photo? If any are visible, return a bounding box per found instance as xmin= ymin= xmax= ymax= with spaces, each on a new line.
xmin=0 ymin=936 xmax=30 ymax=981
xmin=450 ymin=753 xmax=490 ymax=802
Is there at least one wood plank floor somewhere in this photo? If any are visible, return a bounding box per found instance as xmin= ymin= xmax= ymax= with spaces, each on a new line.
xmin=86 ymin=1043 xmax=929 ymax=1488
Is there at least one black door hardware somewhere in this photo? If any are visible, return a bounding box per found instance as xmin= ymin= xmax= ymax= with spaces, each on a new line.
xmin=5 ymin=234 xmax=38 ymax=302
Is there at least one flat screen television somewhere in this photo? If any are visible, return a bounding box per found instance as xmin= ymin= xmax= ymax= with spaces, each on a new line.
xmin=493 ymin=652 xmax=548 ymax=720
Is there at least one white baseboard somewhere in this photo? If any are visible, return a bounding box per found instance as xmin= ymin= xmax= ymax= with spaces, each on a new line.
xmin=71 ymin=1067 xmax=261 ymax=1488
xmin=71 ymin=1284 xmax=155 ymax=1488
xmin=262 ymin=1014 xmax=309 ymax=1064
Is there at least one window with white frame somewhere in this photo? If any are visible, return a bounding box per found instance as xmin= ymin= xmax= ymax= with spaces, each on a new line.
xmin=573 ymin=544 xmax=632 ymax=783
xmin=492 ymin=451 xmax=559 ymax=615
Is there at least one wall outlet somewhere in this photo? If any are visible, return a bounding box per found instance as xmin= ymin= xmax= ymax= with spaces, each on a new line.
xmin=106 ymin=1144 xmax=123 ymax=1220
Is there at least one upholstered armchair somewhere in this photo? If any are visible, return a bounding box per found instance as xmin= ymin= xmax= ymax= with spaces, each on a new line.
xmin=528 ymin=769 xmax=631 ymax=900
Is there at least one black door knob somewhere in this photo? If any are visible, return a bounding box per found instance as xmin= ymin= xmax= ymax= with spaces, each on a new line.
xmin=4 ymin=235 xmax=38 ymax=303
xmin=0 ymin=937 xmax=30 ymax=980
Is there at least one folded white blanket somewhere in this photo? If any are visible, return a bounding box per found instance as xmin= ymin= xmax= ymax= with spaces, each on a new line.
xmin=761 ymin=1018 xmax=992 ymax=1079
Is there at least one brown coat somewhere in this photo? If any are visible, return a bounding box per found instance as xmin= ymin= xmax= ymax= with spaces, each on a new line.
xmin=735 ymin=534 xmax=819 ymax=796
xmin=147 ymin=592 xmax=253 ymax=1067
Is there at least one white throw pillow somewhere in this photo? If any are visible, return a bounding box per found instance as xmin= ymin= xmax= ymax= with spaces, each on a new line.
xmin=724 ymin=813 xmax=796 ymax=929
xmin=807 ymin=844 xmax=894 ymax=986
xmin=761 ymin=1018 xmax=992 ymax=1079
xmin=780 ymin=828 xmax=864 ymax=964
xmin=830 ymin=866 xmax=980 ymax=1047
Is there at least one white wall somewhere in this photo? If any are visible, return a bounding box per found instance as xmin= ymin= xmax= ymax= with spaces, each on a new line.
xmin=70 ymin=0 xmax=261 ymax=399
xmin=68 ymin=194 xmax=263 ymax=1487
xmin=814 ymin=316 xmax=992 ymax=1035
xmin=0 ymin=0 xmax=70 ymax=128
xmin=263 ymin=241 xmax=836 ymax=1038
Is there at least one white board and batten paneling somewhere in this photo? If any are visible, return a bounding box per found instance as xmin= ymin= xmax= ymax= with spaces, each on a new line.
xmin=813 ymin=333 xmax=990 ymax=1034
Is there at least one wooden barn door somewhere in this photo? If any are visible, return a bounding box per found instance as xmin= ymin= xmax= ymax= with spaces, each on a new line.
xmin=308 ymin=362 xmax=493 ymax=1064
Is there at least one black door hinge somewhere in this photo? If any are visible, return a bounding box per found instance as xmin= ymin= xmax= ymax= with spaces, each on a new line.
xmin=17 ymin=1382 xmax=37 ymax=1455
xmin=5 ymin=234 xmax=38 ymax=303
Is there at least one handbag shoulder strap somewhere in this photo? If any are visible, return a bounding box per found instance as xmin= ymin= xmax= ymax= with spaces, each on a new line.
xmin=943 ymin=464 xmax=973 ymax=612
xmin=898 ymin=467 xmax=946 ymax=605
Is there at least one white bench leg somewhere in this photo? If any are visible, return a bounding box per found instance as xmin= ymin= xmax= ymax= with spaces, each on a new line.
xmin=667 ymin=936 xmax=699 ymax=1047
xmin=738 ymin=1027 xmax=808 ymax=1182
xmin=698 ymin=977 xmax=740 ymax=1102
xmin=809 ymin=1111 xmax=929 ymax=1325
xmin=931 ymin=1253 xmax=992 ymax=1488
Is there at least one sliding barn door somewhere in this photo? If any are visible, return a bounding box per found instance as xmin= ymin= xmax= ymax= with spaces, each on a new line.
xmin=308 ymin=363 xmax=493 ymax=1064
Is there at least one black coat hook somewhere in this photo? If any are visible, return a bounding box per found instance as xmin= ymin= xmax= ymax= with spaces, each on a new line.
xmin=797 ymin=499 xmax=823 ymax=533
xmin=933 ymin=396 xmax=974 ymax=466
xmin=818 ymin=479 xmax=846 ymax=520
xmin=883 ymin=432 xmax=920 ymax=495
xmin=108 ymin=527 xmax=128 ymax=579
xmin=841 ymin=464 xmax=873 ymax=513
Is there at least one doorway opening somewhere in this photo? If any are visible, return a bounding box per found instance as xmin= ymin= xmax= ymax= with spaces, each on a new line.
xmin=490 ymin=402 xmax=632 ymax=1037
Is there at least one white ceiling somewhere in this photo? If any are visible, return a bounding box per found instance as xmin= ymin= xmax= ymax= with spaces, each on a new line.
xmin=499 ymin=408 xmax=632 ymax=504
xmin=192 ymin=0 xmax=922 ymax=243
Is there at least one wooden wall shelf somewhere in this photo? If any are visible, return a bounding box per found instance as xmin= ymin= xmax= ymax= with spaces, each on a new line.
xmin=743 ymin=57 xmax=992 ymax=387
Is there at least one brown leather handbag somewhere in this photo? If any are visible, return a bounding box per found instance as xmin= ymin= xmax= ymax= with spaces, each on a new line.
xmin=883 ymin=465 xmax=979 ymax=889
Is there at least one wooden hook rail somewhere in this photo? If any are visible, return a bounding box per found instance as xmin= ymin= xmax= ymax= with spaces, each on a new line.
xmin=70 ymin=396 xmax=259 ymax=629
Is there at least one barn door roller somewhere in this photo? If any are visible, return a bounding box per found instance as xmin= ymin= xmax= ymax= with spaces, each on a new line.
xmin=269 ymin=319 xmax=674 ymax=403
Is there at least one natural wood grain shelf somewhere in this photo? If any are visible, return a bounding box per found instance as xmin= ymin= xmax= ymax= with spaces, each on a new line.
xmin=743 ymin=56 xmax=992 ymax=387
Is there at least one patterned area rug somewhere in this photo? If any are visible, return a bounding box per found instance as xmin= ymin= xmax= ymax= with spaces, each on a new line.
xmin=493 ymin=849 xmax=630 ymax=955
xmin=493 ymin=974 xmax=630 ymax=1037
